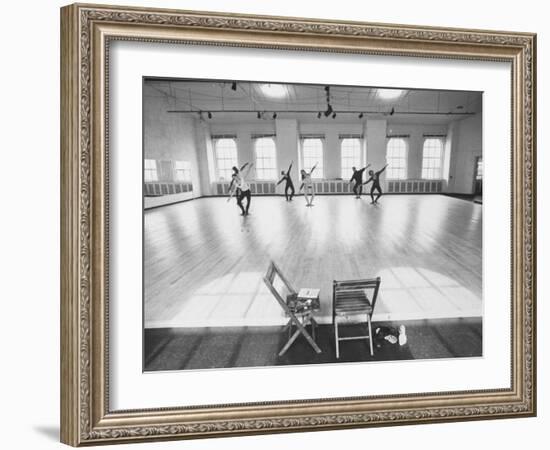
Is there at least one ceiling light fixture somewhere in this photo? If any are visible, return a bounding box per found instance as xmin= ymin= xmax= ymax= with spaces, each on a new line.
xmin=260 ymin=84 xmax=287 ymax=98
xmin=358 ymin=112 xmax=364 ymax=118
xmin=317 ymin=112 xmax=322 ymax=119
xmin=257 ymin=111 xmax=262 ymax=119
xmin=207 ymin=112 xmax=213 ymax=119
xmin=231 ymin=82 xmax=237 ymax=91
xmin=332 ymin=112 xmax=337 ymax=119
xmin=377 ymin=89 xmax=404 ymax=100
xmin=272 ymin=112 xmax=278 ymax=119
xmin=324 ymin=104 xmax=333 ymax=117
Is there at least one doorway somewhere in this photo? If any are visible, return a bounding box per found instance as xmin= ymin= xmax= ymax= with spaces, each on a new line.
xmin=473 ymin=156 xmax=482 ymax=202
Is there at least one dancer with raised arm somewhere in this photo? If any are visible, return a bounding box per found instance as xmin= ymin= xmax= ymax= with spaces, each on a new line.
xmin=299 ymin=163 xmax=317 ymax=207
xmin=228 ymin=162 xmax=253 ymax=215
xmin=363 ymin=164 xmax=388 ymax=204
xmin=349 ymin=164 xmax=371 ymax=199
xmin=276 ymin=161 xmax=295 ymax=201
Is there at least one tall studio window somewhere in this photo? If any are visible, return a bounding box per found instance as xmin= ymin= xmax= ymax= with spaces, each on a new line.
xmin=214 ymin=138 xmax=238 ymax=181
xmin=421 ymin=138 xmax=444 ymax=179
xmin=476 ymin=157 xmax=483 ymax=180
xmin=341 ymin=138 xmax=362 ymax=179
xmin=301 ymin=138 xmax=324 ymax=178
xmin=254 ymin=137 xmax=277 ymax=180
xmin=174 ymin=160 xmax=192 ymax=182
xmin=144 ymin=159 xmax=158 ymax=182
xmin=386 ymin=138 xmax=408 ymax=180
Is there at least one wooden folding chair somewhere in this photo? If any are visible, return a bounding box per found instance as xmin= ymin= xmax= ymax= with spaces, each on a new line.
xmin=263 ymin=261 xmax=322 ymax=356
xmin=332 ymin=277 xmax=381 ymax=358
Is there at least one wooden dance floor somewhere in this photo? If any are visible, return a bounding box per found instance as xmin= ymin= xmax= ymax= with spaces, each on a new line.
xmin=144 ymin=195 xmax=482 ymax=328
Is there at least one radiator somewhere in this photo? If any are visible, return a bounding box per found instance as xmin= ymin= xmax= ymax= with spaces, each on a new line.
xmin=214 ymin=180 xmax=354 ymax=195
xmin=386 ymin=179 xmax=443 ymax=194
xmin=144 ymin=182 xmax=193 ymax=197
xmin=214 ymin=181 xmax=276 ymax=195
xmin=313 ymin=180 xmax=352 ymax=194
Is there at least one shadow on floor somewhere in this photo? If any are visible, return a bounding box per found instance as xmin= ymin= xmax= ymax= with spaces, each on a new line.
xmin=144 ymin=318 xmax=482 ymax=371
xmin=33 ymin=425 xmax=59 ymax=441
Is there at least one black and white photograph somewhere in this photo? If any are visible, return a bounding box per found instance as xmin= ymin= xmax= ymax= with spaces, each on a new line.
xmin=142 ymin=78 xmax=483 ymax=371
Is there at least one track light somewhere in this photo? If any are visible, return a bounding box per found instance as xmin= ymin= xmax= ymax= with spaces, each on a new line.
xmin=207 ymin=112 xmax=213 ymax=119
xmin=317 ymin=112 xmax=322 ymax=119
xmin=390 ymin=107 xmax=395 ymax=116
xmin=358 ymin=112 xmax=364 ymax=118
xmin=324 ymin=103 xmax=333 ymax=117
xmin=272 ymin=112 xmax=277 ymax=119
xmin=231 ymin=82 xmax=237 ymax=91
xmin=332 ymin=112 xmax=337 ymax=119
xmin=257 ymin=111 xmax=262 ymax=119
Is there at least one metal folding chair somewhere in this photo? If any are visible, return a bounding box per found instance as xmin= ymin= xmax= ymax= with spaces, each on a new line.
xmin=263 ymin=261 xmax=322 ymax=356
xmin=332 ymin=277 xmax=381 ymax=358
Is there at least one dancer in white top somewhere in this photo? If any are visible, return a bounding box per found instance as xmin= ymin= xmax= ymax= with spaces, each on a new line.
xmin=299 ymin=163 xmax=318 ymax=207
xmin=228 ymin=162 xmax=253 ymax=215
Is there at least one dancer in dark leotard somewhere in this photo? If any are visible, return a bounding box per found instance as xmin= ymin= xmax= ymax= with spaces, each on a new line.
xmin=363 ymin=164 xmax=388 ymax=204
xmin=276 ymin=162 xmax=295 ymax=201
xmin=349 ymin=164 xmax=370 ymax=199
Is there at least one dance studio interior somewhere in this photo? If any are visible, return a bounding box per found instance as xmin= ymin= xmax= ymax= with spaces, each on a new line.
xmin=143 ymin=78 xmax=483 ymax=371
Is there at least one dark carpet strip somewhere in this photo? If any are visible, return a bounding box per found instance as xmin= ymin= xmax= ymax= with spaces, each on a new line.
xmin=144 ymin=317 xmax=482 ymax=372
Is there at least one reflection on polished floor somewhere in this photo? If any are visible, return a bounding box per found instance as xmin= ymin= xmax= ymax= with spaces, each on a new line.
xmin=144 ymin=195 xmax=482 ymax=329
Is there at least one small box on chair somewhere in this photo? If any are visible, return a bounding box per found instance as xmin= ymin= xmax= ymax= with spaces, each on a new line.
xmin=296 ymin=288 xmax=321 ymax=310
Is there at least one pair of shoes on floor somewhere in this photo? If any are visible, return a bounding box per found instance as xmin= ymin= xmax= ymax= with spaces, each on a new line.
xmin=398 ymin=325 xmax=407 ymax=346
xmin=375 ymin=325 xmax=407 ymax=346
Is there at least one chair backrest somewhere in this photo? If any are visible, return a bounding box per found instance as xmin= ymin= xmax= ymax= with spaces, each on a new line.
xmin=333 ymin=277 xmax=381 ymax=312
xmin=263 ymin=261 xmax=297 ymax=315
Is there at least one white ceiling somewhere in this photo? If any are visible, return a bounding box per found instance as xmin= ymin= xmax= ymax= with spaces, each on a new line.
xmin=144 ymin=79 xmax=482 ymax=125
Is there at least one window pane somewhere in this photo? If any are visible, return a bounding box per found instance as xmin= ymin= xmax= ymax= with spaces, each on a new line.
xmin=421 ymin=138 xmax=444 ymax=179
xmin=144 ymin=159 xmax=158 ymax=182
xmin=254 ymin=137 xmax=277 ymax=180
xmin=341 ymin=138 xmax=362 ymax=179
xmin=476 ymin=159 xmax=483 ymax=180
xmin=215 ymin=139 xmax=238 ymax=181
xmin=302 ymin=138 xmax=324 ymax=178
xmin=386 ymin=138 xmax=407 ymax=180
xmin=174 ymin=160 xmax=191 ymax=182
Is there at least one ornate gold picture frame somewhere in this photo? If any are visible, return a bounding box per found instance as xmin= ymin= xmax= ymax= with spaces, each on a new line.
xmin=60 ymin=2 xmax=536 ymax=446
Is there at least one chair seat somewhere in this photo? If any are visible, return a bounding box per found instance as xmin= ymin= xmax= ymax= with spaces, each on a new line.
xmin=334 ymin=291 xmax=373 ymax=315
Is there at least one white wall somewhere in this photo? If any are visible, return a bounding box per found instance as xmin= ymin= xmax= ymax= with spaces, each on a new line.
xmin=448 ymin=113 xmax=483 ymax=193
xmin=3 ymin=1 xmax=547 ymax=450
xmin=276 ymin=119 xmax=299 ymax=176
xmin=202 ymin=117 xmax=473 ymax=192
